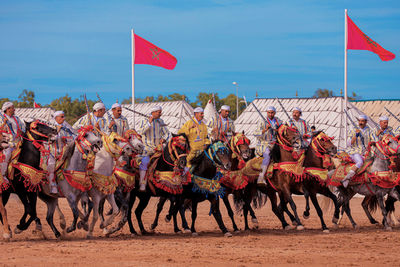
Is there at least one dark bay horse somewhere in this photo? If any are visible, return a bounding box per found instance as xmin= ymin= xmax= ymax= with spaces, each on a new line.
xmin=126 ymin=133 xmax=190 ymax=235
xmin=1 ymin=120 xmax=57 ymax=236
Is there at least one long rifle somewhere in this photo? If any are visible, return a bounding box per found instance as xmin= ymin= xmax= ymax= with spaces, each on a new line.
xmin=96 ymin=93 xmax=117 ymax=132
xmin=251 ymin=102 xmax=268 ymax=124
xmin=384 ymin=107 xmax=400 ymax=124
xmin=344 ymin=109 xmax=365 ymax=149
xmin=37 ymin=119 xmax=76 ymax=137
xmin=83 ymin=94 xmax=93 ymax=126
xmin=123 ymin=106 xmax=168 ymax=127
xmin=181 ymin=103 xmax=198 ymax=126
xmin=275 ymin=97 xmax=293 ymax=125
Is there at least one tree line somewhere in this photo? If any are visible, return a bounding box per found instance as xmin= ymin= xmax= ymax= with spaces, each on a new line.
xmin=1 ymin=89 xmax=359 ymax=124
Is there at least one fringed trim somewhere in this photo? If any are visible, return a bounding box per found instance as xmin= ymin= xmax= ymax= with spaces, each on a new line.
xmin=0 ymin=179 xmax=10 ymax=194
xmin=191 ymin=172 xmax=225 ymax=198
xmin=368 ymin=171 xmax=400 ymax=189
xmin=63 ymin=170 xmax=92 ymax=192
xmin=114 ymin=167 xmax=136 ymax=192
xmin=12 ymin=162 xmax=46 ymax=192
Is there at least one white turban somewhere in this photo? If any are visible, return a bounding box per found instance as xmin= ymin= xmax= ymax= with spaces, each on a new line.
xmin=193 ymin=107 xmax=204 ymax=113
xmin=93 ymin=102 xmax=105 ymax=111
xmin=266 ymin=106 xmax=276 ymax=112
xmin=379 ymin=115 xmax=389 ymax=121
xmin=2 ymin=102 xmax=13 ymax=112
xmin=293 ymin=107 xmax=302 ymax=113
xmin=358 ymin=114 xmax=368 ymax=121
xmin=111 ymin=103 xmax=121 ymax=109
xmin=53 ymin=110 xmax=65 ymax=118
xmin=220 ymin=105 xmax=230 ymax=112
xmin=150 ymin=105 xmax=162 ymax=113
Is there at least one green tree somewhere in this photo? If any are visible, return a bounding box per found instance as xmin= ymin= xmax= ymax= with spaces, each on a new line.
xmin=17 ymin=89 xmax=35 ymax=107
xmin=348 ymin=91 xmax=361 ymax=101
xmin=220 ymin=94 xmax=246 ymax=119
xmin=48 ymin=94 xmax=95 ymax=124
xmin=313 ymin=89 xmax=334 ymax=98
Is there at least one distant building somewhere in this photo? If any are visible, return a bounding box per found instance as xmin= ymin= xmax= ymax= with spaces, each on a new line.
xmin=15 ymin=107 xmax=55 ymax=122
xmin=351 ymin=99 xmax=400 ymax=130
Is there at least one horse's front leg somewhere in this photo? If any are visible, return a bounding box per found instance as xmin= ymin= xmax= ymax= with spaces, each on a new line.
xmin=222 ymin=194 xmax=239 ymax=232
xmin=87 ymin=194 xmax=101 ymax=238
xmin=0 ymin=194 xmax=11 ymax=240
xmin=102 ymin=193 xmax=119 ymax=229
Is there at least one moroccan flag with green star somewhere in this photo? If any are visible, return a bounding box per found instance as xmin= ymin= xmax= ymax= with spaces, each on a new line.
xmin=347 ymin=14 xmax=395 ymax=61
xmin=134 ymin=34 xmax=177 ymax=70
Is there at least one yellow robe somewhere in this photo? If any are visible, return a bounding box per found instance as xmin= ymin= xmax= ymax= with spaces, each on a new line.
xmin=178 ymin=117 xmax=209 ymax=164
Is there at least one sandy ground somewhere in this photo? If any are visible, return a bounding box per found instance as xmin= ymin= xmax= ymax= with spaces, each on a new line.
xmin=1 ymin=194 xmax=400 ymax=266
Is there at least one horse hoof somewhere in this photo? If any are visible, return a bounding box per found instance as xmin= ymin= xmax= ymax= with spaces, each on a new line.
xmin=292 ymin=221 xmax=298 ymax=226
xmin=60 ymin=222 xmax=66 ymax=230
xmin=150 ymin=224 xmax=156 ymax=230
xmin=86 ymin=233 xmax=93 ymax=239
xmin=353 ymin=225 xmax=360 ymax=230
xmin=323 ymin=229 xmax=330 ymax=234
xmin=303 ymin=214 xmax=310 ymax=220
xmin=77 ymin=221 xmax=83 ymax=229
xmin=192 ymin=232 xmax=199 ymax=237
xmin=296 ymin=225 xmax=305 ymax=231
xmin=14 ymin=227 xmax=23 ymax=235
xmin=99 ymin=223 xmax=105 ymax=229
xmin=175 ymin=230 xmax=183 ymax=235
xmin=332 ymin=217 xmax=339 ymax=224
xmin=66 ymin=227 xmax=76 ymax=233
xmin=183 ymin=229 xmax=192 ymax=234
xmin=3 ymin=232 xmax=11 ymax=241
xmin=165 ymin=215 xmax=171 ymax=223
xmin=224 ymin=232 xmax=233 ymax=237
xmin=251 ymin=218 xmax=259 ymax=224
xmin=385 ymin=226 xmax=393 ymax=231
xmin=103 ymin=228 xmax=110 ymax=235
xmin=284 ymin=225 xmax=292 ymax=231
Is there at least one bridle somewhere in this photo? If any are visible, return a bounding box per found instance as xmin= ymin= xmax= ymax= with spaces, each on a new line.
xmin=310 ymin=132 xmax=335 ymax=168
xmin=205 ymin=141 xmax=230 ymax=168
xmin=162 ymin=135 xmax=188 ymax=168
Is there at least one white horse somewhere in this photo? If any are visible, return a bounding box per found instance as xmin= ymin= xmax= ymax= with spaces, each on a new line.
xmin=329 ymin=134 xmax=400 ymax=230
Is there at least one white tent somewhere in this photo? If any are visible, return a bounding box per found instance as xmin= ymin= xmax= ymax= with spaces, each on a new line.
xmin=235 ymin=97 xmax=378 ymax=151
xmin=122 ymin=101 xmax=194 ymax=134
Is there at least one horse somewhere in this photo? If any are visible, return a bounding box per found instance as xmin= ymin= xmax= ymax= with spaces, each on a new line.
xmin=0 ymin=120 xmax=57 ymax=238
xmin=183 ymin=140 xmax=234 ymax=236
xmin=330 ymin=134 xmax=400 ymax=230
xmin=0 ymin=131 xmax=11 ymax=240
xmin=126 ymin=133 xmax=190 ymax=235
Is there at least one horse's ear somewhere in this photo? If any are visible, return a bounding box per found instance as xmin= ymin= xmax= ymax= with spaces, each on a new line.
xmin=242 ymin=130 xmax=245 ymax=135
xmin=172 ymin=133 xmax=177 ymax=138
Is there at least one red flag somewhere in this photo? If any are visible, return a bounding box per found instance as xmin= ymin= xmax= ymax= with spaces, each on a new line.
xmin=33 ymin=101 xmax=41 ymax=108
xmin=134 ymin=34 xmax=177 ymax=70
xmin=347 ymin=14 xmax=395 ymax=61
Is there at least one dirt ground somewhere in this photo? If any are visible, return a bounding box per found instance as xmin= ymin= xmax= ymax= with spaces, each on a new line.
xmin=1 ymin=194 xmax=400 ymax=266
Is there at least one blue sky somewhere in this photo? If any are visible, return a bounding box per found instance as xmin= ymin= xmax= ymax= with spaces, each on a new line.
xmin=0 ymin=0 xmax=399 ymax=107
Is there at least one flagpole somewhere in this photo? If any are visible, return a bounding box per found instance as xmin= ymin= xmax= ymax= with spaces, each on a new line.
xmin=131 ymin=28 xmax=136 ymax=126
xmin=344 ymin=9 xmax=348 ymax=145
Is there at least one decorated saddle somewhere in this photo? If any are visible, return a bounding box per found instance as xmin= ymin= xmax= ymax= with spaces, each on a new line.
xmin=329 ymin=159 xmax=372 ymax=187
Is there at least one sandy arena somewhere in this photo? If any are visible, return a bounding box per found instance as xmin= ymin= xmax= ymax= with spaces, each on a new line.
xmin=1 ymin=195 xmax=400 ymax=266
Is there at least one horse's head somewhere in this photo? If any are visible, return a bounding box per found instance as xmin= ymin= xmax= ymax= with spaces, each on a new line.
xmin=76 ymin=125 xmax=103 ymax=154
xmin=103 ymin=132 xmax=135 ymax=158
xmin=231 ymin=132 xmax=251 ymax=160
xmin=207 ymin=140 xmax=231 ymax=170
xmin=124 ymin=129 xmax=144 ymax=155
xmin=26 ymin=120 xmax=58 ymax=142
xmin=277 ymin=124 xmax=301 ymax=151
xmin=311 ymin=131 xmax=337 ymax=156
xmin=168 ymin=133 xmax=190 ymax=170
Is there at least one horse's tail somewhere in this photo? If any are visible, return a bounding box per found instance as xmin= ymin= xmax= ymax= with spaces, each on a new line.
xmin=386 ymin=195 xmax=396 ymax=213
xmin=252 ymin=190 xmax=267 ymax=209
xmin=365 ymin=195 xmax=378 ymax=214
xmin=183 ymin=198 xmax=192 ymax=212
xmin=233 ymin=192 xmax=245 ymax=213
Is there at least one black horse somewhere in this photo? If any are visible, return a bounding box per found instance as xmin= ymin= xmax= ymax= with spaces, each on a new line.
xmin=1 ymin=120 xmax=57 ymax=235
xmin=126 ymin=133 xmax=190 ymax=235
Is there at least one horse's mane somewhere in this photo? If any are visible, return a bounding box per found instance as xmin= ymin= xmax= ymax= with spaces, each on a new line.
xmin=271 ymin=143 xmax=281 ymax=162
xmin=62 ymin=142 xmax=76 ymax=162
xmin=190 ymin=144 xmax=210 ymax=166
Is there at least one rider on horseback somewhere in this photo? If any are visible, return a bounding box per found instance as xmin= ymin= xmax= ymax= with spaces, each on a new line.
xmin=207 ymin=105 xmax=235 ymax=142
xmin=138 ymin=105 xmax=171 ymax=192
xmin=107 ymin=103 xmax=129 ymax=136
xmin=46 ymin=110 xmax=77 ymax=194
xmin=0 ymin=102 xmax=25 ymax=183
xmin=254 ymin=106 xmax=282 ymax=186
xmin=178 ymin=107 xmax=209 ymax=170
xmin=73 ymin=102 xmax=109 ymax=135
xmin=289 ymin=107 xmax=311 ymax=148
xmin=374 ymin=116 xmax=395 ymax=140
xmin=342 ymin=114 xmax=374 ymax=188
